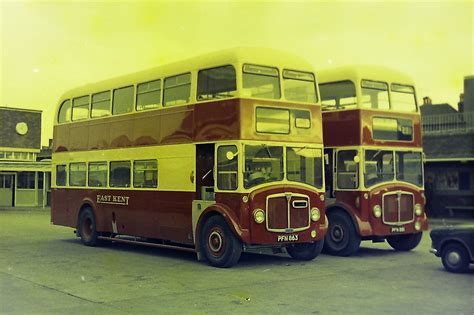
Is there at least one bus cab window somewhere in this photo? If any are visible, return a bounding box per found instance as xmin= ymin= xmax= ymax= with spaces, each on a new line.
xmin=197 ymin=65 xmax=236 ymax=101
xmin=217 ymin=145 xmax=238 ymax=190
xmin=336 ymin=150 xmax=359 ymax=189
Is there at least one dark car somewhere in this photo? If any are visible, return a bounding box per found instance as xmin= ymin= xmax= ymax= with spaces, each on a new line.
xmin=430 ymin=224 xmax=474 ymax=273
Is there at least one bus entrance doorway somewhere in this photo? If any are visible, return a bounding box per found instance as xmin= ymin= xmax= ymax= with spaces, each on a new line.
xmin=196 ymin=144 xmax=215 ymax=201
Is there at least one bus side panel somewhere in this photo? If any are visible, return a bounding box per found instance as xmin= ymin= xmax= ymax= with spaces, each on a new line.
xmin=65 ymin=189 xmax=196 ymax=245
xmin=193 ymin=99 xmax=241 ymax=141
xmin=51 ymin=188 xmax=71 ymax=227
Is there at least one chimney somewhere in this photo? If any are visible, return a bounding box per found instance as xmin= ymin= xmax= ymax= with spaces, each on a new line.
xmin=423 ymin=96 xmax=432 ymax=105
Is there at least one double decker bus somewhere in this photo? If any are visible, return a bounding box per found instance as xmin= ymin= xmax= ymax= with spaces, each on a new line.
xmin=319 ymin=65 xmax=428 ymax=256
xmin=51 ymin=48 xmax=327 ymax=267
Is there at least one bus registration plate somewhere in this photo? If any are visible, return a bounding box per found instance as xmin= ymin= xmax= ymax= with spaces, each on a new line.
xmin=391 ymin=226 xmax=405 ymax=233
xmin=277 ymin=234 xmax=299 ymax=242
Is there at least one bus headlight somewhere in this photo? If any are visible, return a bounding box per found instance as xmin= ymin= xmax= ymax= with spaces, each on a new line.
xmin=415 ymin=204 xmax=423 ymax=216
xmin=253 ymin=209 xmax=265 ymax=224
xmin=311 ymin=207 xmax=321 ymax=222
xmin=373 ymin=205 xmax=382 ymax=218
xmin=415 ymin=221 xmax=421 ymax=231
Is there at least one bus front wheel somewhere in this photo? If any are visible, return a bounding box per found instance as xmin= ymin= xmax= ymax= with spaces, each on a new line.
xmin=286 ymin=239 xmax=324 ymax=260
xmin=201 ymin=216 xmax=242 ymax=268
xmin=324 ymin=211 xmax=361 ymax=256
xmin=78 ymin=207 xmax=99 ymax=246
xmin=387 ymin=232 xmax=422 ymax=251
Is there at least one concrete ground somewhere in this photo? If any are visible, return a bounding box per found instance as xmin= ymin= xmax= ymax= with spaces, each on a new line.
xmin=0 ymin=208 xmax=473 ymax=314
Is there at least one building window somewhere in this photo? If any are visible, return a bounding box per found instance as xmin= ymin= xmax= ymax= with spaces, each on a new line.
xmin=137 ymin=79 xmax=161 ymax=111
xmin=110 ymin=161 xmax=131 ymax=187
xmin=133 ymin=160 xmax=158 ymax=188
xmin=91 ymin=91 xmax=111 ymax=118
xmin=113 ymin=86 xmax=134 ymax=115
xmin=72 ymin=95 xmax=90 ymax=121
xmin=70 ymin=163 xmax=86 ymax=187
xmin=197 ymin=65 xmax=236 ymax=101
xmin=88 ymin=162 xmax=107 ymax=187
xmin=164 ymin=73 xmax=191 ymax=106
xmin=56 ymin=165 xmax=67 ymax=186
xmin=17 ymin=172 xmax=35 ymax=189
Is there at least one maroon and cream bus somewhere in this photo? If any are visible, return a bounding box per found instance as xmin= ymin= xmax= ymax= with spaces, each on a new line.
xmin=318 ymin=65 xmax=428 ymax=256
xmin=51 ymin=48 xmax=327 ymax=267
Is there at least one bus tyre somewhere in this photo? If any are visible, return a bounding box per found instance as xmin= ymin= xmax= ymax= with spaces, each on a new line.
xmin=324 ymin=211 xmax=361 ymax=256
xmin=286 ymin=239 xmax=324 ymax=261
xmin=78 ymin=207 xmax=99 ymax=247
xmin=386 ymin=232 xmax=422 ymax=251
xmin=201 ymin=216 xmax=242 ymax=268
xmin=441 ymin=243 xmax=470 ymax=273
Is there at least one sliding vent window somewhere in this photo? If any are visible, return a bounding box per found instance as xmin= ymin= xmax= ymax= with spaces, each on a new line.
xmin=137 ymin=79 xmax=161 ymax=111
xmin=197 ymin=65 xmax=236 ymax=101
xmin=283 ymin=70 xmax=317 ymax=103
xmin=88 ymin=162 xmax=107 ymax=187
xmin=391 ymin=84 xmax=417 ymax=113
xmin=113 ymin=86 xmax=134 ymax=115
xmin=91 ymin=91 xmax=111 ymax=118
xmin=164 ymin=73 xmax=191 ymax=106
xmin=242 ymin=64 xmax=281 ymax=99
xmin=361 ymin=80 xmax=389 ymax=110
xmin=72 ymin=96 xmax=89 ymax=121
xmin=319 ymin=81 xmax=356 ymax=110
xmin=69 ymin=163 xmax=86 ymax=187
xmin=133 ymin=160 xmax=158 ymax=188
xmin=58 ymin=100 xmax=71 ymax=123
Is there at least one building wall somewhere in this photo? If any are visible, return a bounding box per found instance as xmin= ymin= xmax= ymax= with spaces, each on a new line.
xmin=464 ymin=75 xmax=474 ymax=112
xmin=424 ymin=161 xmax=474 ymax=217
xmin=0 ymin=108 xmax=41 ymax=149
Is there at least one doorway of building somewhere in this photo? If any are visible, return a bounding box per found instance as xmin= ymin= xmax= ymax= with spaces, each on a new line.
xmin=0 ymin=174 xmax=15 ymax=207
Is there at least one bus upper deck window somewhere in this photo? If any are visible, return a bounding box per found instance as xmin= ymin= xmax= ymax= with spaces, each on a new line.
xmin=361 ymin=80 xmax=389 ymax=110
xmin=164 ymin=73 xmax=191 ymax=106
xmin=72 ymin=96 xmax=90 ymax=121
xmin=113 ymin=86 xmax=134 ymax=115
xmin=91 ymin=91 xmax=111 ymax=118
xmin=242 ymin=64 xmax=281 ymax=100
xmin=283 ymin=70 xmax=317 ymax=103
xmin=391 ymin=83 xmax=417 ymax=113
xmin=197 ymin=65 xmax=236 ymax=101
xmin=137 ymin=79 xmax=161 ymax=111
xmin=319 ymin=81 xmax=356 ymax=110
xmin=58 ymin=100 xmax=72 ymax=123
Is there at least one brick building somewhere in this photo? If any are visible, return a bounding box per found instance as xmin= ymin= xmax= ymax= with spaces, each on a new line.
xmin=0 ymin=107 xmax=51 ymax=207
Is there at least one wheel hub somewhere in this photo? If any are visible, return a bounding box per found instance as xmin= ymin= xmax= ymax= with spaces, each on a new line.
xmin=447 ymin=251 xmax=461 ymax=265
xmin=208 ymin=230 xmax=223 ymax=254
xmin=331 ymin=225 xmax=344 ymax=242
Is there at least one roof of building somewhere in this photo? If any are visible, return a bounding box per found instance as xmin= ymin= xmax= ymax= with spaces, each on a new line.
xmin=420 ymin=103 xmax=457 ymax=116
xmin=0 ymin=107 xmax=42 ymax=113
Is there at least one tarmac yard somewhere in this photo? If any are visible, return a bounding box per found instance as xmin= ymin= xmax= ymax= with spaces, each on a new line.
xmin=0 ymin=209 xmax=472 ymax=314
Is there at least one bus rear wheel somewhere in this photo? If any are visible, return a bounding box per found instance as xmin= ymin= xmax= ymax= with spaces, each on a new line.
xmin=78 ymin=207 xmax=99 ymax=246
xmin=386 ymin=232 xmax=422 ymax=251
xmin=324 ymin=211 xmax=361 ymax=256
xmin=286 ymin=239 xmax=324 ymax=261
xmin=201 ymin=215 xmax=242 ymax=268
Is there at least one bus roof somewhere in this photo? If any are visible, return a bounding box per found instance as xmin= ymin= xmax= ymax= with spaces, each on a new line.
xmin=317 ymin=64 xmax=416 ymax=86
xmin=59 ymin=47 xmax=316 ymax=101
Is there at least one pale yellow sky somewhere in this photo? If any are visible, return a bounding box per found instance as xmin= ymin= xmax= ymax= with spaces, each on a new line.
xmin=1 ymin=0 xmax=473 ymax=146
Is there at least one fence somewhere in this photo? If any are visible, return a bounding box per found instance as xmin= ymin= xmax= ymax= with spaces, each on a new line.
xmin=422 ymin=111 xmax=474 ymax=135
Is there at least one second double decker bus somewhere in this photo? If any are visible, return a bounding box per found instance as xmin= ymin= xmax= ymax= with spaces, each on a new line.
xmin=51 ymin=47 xmax=327 ymax=267
xmin=319 ymin=65 xmax=428 ymax=256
